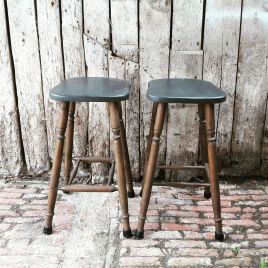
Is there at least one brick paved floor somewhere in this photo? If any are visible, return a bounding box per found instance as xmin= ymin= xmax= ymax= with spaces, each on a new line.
xmin=0 ymin=178 xmax=268 ymax=267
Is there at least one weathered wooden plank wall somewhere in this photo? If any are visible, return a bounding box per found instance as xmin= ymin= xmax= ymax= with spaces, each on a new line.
xmin=0 ymin=0 xmax=267 ymax=179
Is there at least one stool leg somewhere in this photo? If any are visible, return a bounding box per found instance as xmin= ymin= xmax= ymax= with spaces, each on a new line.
xmin=109 ymin=102 xmax=132 ymax=238
xmin=118 ymin=102 xmax=135 ymax=198
xmin=135 ymin=103 xmax=167 ymax=239
xmin=204 ymin=103 xmax=224 ymax=241
xmin=44 ymin=102 xmax=70 ymax=235
xmin=198 ymin=104 xmax=211 ymax=199
xmin=64 ymin=102 xmax=75 ymax=191
xmin=140 ymin=102 xmax=158 ymax=197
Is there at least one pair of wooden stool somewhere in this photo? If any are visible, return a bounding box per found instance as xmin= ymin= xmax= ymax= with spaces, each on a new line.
xmin=44 ymin=77 xmax=226 ymax=241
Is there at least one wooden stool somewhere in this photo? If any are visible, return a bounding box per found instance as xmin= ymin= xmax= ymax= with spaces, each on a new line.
xmin=43 ymin=77 xmax=135 ymax=238
xmin=135 ymin=79 xmax=226 ymax=241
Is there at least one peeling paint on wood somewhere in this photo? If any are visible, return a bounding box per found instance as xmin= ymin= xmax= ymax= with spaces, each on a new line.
xmin=231 ymin=0 xmax=268 ymax=174
xmin=37 ymin=0 xmax=64 ymax=160
xmin=6 ymin=0 xmax=49 ymax=173
xmin=0 ymin=0 xmax=23 ymax=176
xmin=61 ymin=0 xmax=88 ymax=157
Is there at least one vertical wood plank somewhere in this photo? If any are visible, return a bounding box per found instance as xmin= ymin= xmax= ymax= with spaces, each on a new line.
xmin=83 ymin=0 xmax=110 ymax=181
xmin=7 ymin=0 xmax=49 ymax=173
xmin=203 ymin=0 xmax=242 ymax=168
xmin=110 ymin=0 xmax=139 ymax=179
xmin=125 ymin=60 xmax=140 ymax=179
xmin=139 ymin=0 xmax=171 ymax=176
xmin=0 ymin=0 xmax=23 ymax=176
xmin=37 ymin=0 xmax=64 ymax=159
xmin=111 ymin=0 xmax=138 ymax=62
xmin=232 ymin=0 xmax=268 ymax=173
xmin=61 ymin=0 xmax=88 ymax=157
xmin=167 ymin=51 xmax=203 ymax=180
xmin=172 ymin=0 xmax=203 ymax=50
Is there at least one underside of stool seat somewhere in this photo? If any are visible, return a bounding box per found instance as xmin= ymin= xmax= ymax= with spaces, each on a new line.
xmin=49 ymin=77 xmax=129 ymax=102
xmin=147 ymin=78 xmax=226 ymax=103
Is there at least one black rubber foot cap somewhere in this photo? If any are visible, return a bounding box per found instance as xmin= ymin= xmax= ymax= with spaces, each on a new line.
xmin=134 ymin=230 xmax=144 ymax=240
xmin=128 ymin=191 xmax=135 ymax=198
xmin=123 ymin=229 xmax=133 ymax=238
xmin=43 ymin=226 xmax=52 ymax=235
xmin=63 ymin=190 xmax=70 ymax=195
xmin=215 ymin=232 xmax=224 ymax=242
xmin=204 ymin=190 xmax=211 ymax=199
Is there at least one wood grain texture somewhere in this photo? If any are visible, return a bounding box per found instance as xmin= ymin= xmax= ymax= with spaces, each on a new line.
xmin=37 ymin=0 xmax=64 ymax=160
xmin=231 ymin=0 xmax=268 ymax=173
xmin=61 ymin=0 xmax=88 ymax=157
xmin=83 ymin=0 xmax=110 ymax=181
xmin=139 ymin=0 xmax=171 ymax=176
xmin=84 ymin=0 xmax=110 ymax=47
xmin=7 ymin=0 xmax=49 ymax=173
xmin=172 ymin=0 xmax=203 ymax=50
xmin=110 ymin=0 xmax=138 ymax=62
xmin=0 ymin=0 xmax=23 ymax=176
xmin=167 ymin=51 xmax=203 ymax=180
xmin=203 ymin=0 xmax=242 ymax=169
xmin=125 ymin=60 xmax=140 ymax=179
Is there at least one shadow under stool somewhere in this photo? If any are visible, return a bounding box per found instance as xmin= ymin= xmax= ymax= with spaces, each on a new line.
xmin=135 ymin=78 xmax=226 ymax=241
xmin=43 ymin=77 xmax=135 ymax=238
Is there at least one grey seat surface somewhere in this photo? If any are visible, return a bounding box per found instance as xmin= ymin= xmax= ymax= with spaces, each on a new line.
xmin=49 ymin=77 xmax=129 ymax=102
xmin=147 ymin=79 xmax=226 ymax=103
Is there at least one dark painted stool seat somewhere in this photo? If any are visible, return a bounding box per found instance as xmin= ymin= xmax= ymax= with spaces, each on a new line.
xmin=147 ymin=79 xmax=226 ymax=103
xmin=49 ymin=77 xmax=129 ymax=102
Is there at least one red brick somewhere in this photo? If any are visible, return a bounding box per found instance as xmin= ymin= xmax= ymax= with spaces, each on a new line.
xmin=23 ymin=211 xmax=45 ymax=217
xmin=119 ymin=257 xmax=161 ymax=267
xmin=222 ymin=195 xmax=249 ymax=201
xmin=251 ymin=195 xmax=268 ymax=200
xmin=225 ymin=219 xmax=260 ymax=227
xmin=204 ymin=212 xmax=237 ymax=219
xmin=161 ymin=223 xmax=199 ymax=232
xmin=129 ymin=209 xmax=159 ymax=216
xmin=222 ymin=207 xmax=241 ymax=213
xmin=180 ymin=205 xmax=212 ymax=212
xmin=229 ymin=234 xmax=245 ymax=240
xmin=197 ymin=200 xmax=231 ymax=207
xmin=261 ymin=213 xmax=268 ymax=219
xmin=0 ymin=210 xmax=18 ymax=217
xmin=0 ymin=224 xmax=11 ymax=232
xmin=228 ymin=189 xmax=264 ymax=195
xmin=125 ymin=223 xmax=160 ymax=231
xmin=260 ymin=207 xmax=268 ymax=212
xmin=248 ymin=233 xmax=268 ymax=240
xmin=121 ymin=240 xmax=159 ymax=248
xmin=255 ymin=240 xmax=268 ymax=248
xmin=241 ymin=213 xmax=254 ymax=219
xmin=164 ymin=210 xmax=199 ymax=218
xmin=177 ymin=194 xmax=203 ymax=201
xmin=165 ymin=240 xmax=206 ymax=248
xmin=0 ymin=192 xmax=22 ymax=199
xmin=4 ymin=187 xmax=37 ymax=194
xmin=0 ymin=198 xmax=26 ymax=205
xmin=180 ymin=218 xmax=215 ymax=225
xmin=243 ymin=207 xmax=256 ymax=213
xmin=173 ymin=248 xmax=218 ymax=257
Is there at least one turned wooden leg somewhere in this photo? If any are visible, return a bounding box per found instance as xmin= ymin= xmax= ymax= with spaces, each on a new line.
xmin=140 ymin=102 xmax=158 ymax=197
xmin=135 ymin=103 xmax=167 ymax=239
xmin=44 ymin=102 xmax=70 ymax=235
xmin=204 ymin=103 xmax=224 ymax=241
xmin=64 ymin=102 xmax=75 ymax=191
xmin=198 ymin=104 xmax=211 ymax=199
xmin=118 ymin=102 xmax=135 ymax=198
xmin=109 ymin=102 xmax=132 ymax=238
